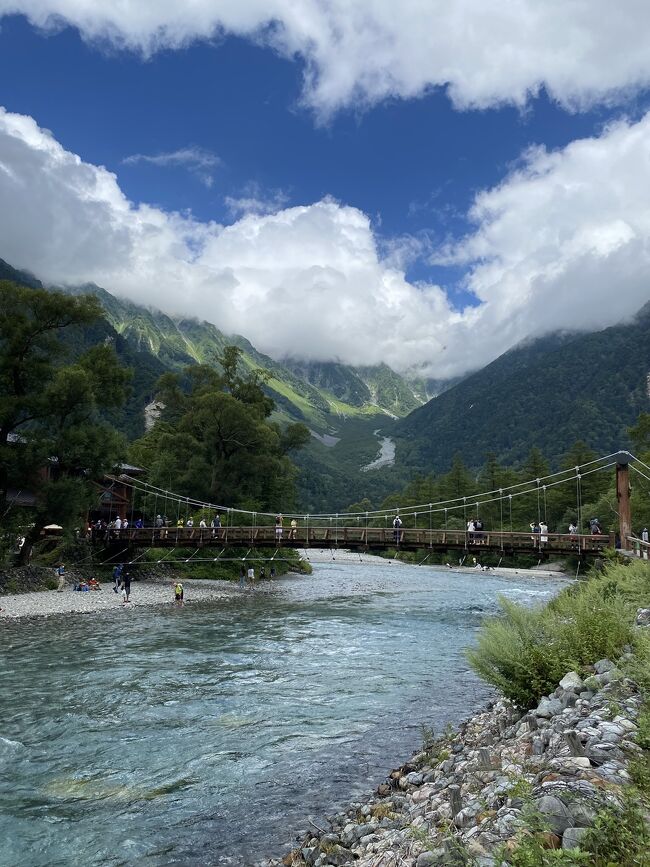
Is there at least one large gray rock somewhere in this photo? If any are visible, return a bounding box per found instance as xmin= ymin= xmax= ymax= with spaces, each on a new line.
xmin=535 ymin=697 xmax=563 ymax=719
xmin=569 ymin=799 xmax=599 ymax=828
xmin=535 ymin=795 xmax=574 ymax=834
xmin=562 ymin=827 xmax=589 ymax=849
xmin=594 ymin=659 xmax=614 ymax=674
xmin=559 ymin=672 xmax=585 ymax=692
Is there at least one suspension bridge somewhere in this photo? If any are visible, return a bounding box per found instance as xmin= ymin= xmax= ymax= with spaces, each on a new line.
xmin=88 ymin=450 xmax=650 ymax=565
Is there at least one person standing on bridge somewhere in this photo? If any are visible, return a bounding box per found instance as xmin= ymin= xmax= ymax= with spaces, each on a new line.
xmin=539 ymin=521 xmax=548 ymax=547
xmin=289 ymin=518 xmax=297 ymax=540
xmin=275 ymin=514 xmax=283 ymax=541
xmin=393 ymin=514 xmax=403 ymax=544
xmin=643 ymin=527 xmax=649 ymax=543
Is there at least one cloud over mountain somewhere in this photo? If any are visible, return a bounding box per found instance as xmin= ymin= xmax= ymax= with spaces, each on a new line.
xmin=1 ymin=106 xmax=650 ymax=378
xmin=3 ymin=1 xmax=650 ymax=117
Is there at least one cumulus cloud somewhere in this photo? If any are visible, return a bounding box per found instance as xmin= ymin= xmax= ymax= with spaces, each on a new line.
xmin=123 ymin=146 xmax=221 ymax=187
xmin=1 ymin=106 xmax=650 ymax=379
xmin=3 ymin=1 xmax=650 ymax=116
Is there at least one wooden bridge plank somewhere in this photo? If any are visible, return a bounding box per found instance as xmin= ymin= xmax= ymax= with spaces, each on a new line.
xmin=99 ymin=526 xmax=610 ymax=558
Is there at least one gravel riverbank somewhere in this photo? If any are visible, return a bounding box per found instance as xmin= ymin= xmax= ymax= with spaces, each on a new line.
xmin=0 ymin=575 xmax=274 ymax=619
xmin=262 ymin=640 xmax=648 ymax=867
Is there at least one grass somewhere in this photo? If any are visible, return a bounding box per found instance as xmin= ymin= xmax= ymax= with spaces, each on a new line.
xmin=468 ymin=559 xmax=649 ymax=707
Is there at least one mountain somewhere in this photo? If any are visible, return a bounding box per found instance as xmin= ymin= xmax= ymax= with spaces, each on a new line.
xmin=395 ymin=303 xmax=650 ymax=473
xmin=0 ymin=259 xmax=423 ymax=509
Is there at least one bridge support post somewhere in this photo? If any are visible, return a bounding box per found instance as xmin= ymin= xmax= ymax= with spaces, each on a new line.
xmin=616 ymin=454 xmax=632 ymax=551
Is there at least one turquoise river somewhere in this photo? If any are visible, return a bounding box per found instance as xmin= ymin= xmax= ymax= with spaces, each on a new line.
xmin=0 ymin=561 xmax=564 ymax=866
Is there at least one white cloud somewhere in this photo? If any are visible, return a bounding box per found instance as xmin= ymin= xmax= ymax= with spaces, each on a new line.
xmin=442 ymin=115 xmax=650 ymax=353
xmin=3 ymin=1 xmax=650 ymax=116
xmin=1 ymin=106 xmax=650 ymax=380
xmin=123 ymin=146 xmax=221 ymax=187
xmin=224 ymin=182 xmax=290 ymax=218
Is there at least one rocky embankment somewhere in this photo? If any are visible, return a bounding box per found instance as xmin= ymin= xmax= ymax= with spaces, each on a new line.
xmin=263 ymin=611 xmax=650 ymax=867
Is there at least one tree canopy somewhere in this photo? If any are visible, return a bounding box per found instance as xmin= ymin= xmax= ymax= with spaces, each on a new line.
xmin=129 ymin=349 xmax=310 ymax=514
xmin=0 ymin=281 xmax=131 ymax=528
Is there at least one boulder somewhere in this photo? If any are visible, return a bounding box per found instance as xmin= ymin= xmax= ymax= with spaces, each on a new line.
xmin=535 ymin=795 xmax=574 ymax=834
xmin=535 ymin=698 xmax=563 ymax=719
xmin=559 ymin=672 xmax=585 ymax=692
xmin=594 ymin=659 xmax=614 ymax=674
xmin=562 ymin=827 xmax=589 ymax=849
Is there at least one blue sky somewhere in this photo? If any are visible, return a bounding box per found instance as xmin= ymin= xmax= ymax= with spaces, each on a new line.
xmin=1 ymin=4 xmax=650 ymax=375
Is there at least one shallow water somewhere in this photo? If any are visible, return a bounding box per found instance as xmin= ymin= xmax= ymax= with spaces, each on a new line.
xmin=0 ymin=562 xmax=563 ymax=866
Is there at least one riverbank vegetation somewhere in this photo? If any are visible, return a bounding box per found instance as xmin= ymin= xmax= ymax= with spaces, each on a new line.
xmin=469 ymin=559 xmax=649 ymax=707
xmin=463 ymin=557 xmax=650 ymax=864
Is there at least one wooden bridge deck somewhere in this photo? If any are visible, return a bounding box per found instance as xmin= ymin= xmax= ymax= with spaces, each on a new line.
xmin=101 ymin=526 xmax=613 ymax=558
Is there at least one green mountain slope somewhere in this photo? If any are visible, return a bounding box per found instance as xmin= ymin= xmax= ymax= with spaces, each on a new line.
xmin=395 ymin=303 xmax=650 ymax=472
xmin=0 ymin=259 xmax=417 ymax=509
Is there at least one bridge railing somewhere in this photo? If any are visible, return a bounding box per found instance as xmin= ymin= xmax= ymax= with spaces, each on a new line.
xmin=104 ymin=526 xmax=613 ymax=553
xmin=627 ymin=536 xmax=650 ymax=559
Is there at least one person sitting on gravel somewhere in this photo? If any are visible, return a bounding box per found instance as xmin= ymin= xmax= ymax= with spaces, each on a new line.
xmin=88 ymin=578 xmax=100 ymax=591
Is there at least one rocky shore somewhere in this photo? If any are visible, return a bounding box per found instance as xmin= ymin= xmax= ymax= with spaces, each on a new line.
xmin=261 ymin=611 xmax=650 ymax=867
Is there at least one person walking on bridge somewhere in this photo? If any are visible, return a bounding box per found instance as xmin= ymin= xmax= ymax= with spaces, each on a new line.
xmin=275 ymin=514 xmax=283 ymax=542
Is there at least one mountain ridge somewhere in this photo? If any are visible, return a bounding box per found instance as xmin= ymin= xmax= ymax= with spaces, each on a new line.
xmin=395 ymin=301 xmax=650 ymax=473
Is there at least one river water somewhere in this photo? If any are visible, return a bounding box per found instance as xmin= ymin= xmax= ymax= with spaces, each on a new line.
xmin=0 ymin=562 xmax=563 ymax=866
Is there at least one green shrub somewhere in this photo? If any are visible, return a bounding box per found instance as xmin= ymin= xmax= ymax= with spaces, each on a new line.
xmin=468 ymin=562 xmax=642 ymax=707
xmin=579 ymin=792 xmax=649 ymax=867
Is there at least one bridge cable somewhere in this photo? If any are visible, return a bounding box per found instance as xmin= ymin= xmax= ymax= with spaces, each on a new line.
xmin=115 ymin=451 xmax=623 ymax=521
xmin=499 ymin=489 xmax=504 ymax=552
xmin=114 ymin=456 xmax=617 ymax=527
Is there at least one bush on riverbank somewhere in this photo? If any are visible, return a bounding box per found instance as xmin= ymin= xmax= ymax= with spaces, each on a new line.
xmin=468 ymin=560 xmax=649 ymax=708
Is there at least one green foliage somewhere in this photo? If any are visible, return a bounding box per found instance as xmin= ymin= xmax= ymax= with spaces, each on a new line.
xmin=468 ymin=562 xmax=646 ymax=707
xmin=0 ymin=281 xmax=131 ymax=533
xmin=579 ymin=792 xmax=649 ymax=867
xmin=130 ymin=354 xmax=309 ymax=512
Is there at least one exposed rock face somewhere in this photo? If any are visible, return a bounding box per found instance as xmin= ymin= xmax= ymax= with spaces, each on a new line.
xmin=261 ymin=659 xmax=645 ymax=867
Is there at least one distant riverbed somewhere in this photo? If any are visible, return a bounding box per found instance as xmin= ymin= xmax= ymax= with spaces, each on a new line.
xmin=361 ymin=429 xmax=396 ymax=471
xmin=0 ymin=562 xmax=563 ymax=865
